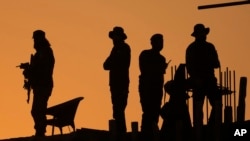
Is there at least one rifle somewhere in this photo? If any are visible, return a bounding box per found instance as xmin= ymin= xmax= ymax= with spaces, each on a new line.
xmin=17 ymin=55 xmax=33 ymax=104
xmin=23 ymin=78 xmax=31 ymax=104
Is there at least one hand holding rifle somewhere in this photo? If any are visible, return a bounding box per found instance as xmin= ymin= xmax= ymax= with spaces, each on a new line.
xmin=17 ymin=61 xmax=32 ymax=104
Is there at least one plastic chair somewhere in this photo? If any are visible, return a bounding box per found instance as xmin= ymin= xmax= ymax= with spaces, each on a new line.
xmin=46 ymin=97 xmax=84 ymax=135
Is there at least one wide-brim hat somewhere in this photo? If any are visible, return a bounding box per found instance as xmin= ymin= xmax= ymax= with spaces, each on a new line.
xmin=191 ymin=24 xmax=210 ymax=37
xmin=109 ymin=26 xmax=127 ymax=40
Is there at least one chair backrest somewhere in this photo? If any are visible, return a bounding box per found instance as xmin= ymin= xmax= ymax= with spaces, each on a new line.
xmin=47 ymin=97 xmax=84 ymax=125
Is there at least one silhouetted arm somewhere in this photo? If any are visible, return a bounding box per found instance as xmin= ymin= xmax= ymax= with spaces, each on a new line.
xmin=185 ymin=45 xmax=195 ymax=77
xmin=103 ymin=44 xmax=130 ymax=71
xmin=210 ymin=44 xmax=220 ymax=69
xmin=103 ymin=56 xmax=112 ymax=70
xmin=103 ymin=47 xmax=115 ymax=70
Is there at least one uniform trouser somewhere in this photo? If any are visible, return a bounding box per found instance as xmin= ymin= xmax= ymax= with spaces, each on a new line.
xmin=139 ymin=87 xmax=163 ymax=141
xmin=31 ymin=86 xmax=52 ymax=136
xmin=110 ymin=86 xmax=128 ymax=134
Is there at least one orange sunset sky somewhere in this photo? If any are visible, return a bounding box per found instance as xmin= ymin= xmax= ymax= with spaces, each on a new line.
xmin=0 ymin=0 xmax=249 ymax=139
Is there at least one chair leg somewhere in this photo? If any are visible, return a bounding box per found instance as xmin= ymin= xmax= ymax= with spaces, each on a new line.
xmin=71 ymin=122 xmax=76 ymax=132
xmin=60 ymin=127 xmax=63 ymax=135
xmin=52 ymin=125 xmax=55 ymax=136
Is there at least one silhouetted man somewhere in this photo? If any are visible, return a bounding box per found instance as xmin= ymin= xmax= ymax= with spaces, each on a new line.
xmin=160 ymin=64 xmax=192 ymax=141
xmin=103 ymin=26 xmax=131 ymax=140
xmin=185 ymin=23 xmax=221 ymax=141
xmin=23 ymin=30 xmax=55 ymax=137
xmin=139 ymin=34 xmax=168 ymax=141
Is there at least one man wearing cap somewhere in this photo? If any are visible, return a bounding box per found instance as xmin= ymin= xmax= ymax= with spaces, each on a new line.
xmin=27 ymin=30 xmax=55 ymax=137
xmin=185 ymin=24 xmax=221 ymax=141
xmin=103 ymin=26 xmax=131 ymax=140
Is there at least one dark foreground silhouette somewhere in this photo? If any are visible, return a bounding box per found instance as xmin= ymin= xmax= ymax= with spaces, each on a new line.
xmin=139 ymin=33 xmax=168 ymax=141
xmin=103 ymin=26 xmax=131 ymax=141
xmin=17 ymin=30 xmax=55 ymax=138
xmin=1 ymin=122 xmax=250 ymax=141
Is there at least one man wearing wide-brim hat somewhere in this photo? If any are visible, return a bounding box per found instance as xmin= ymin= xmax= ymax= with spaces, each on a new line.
xmin=185 ymin=23 xmax=221 ymax=141
xmin=191 ymin=23 xmax=210 ymax=37
xmin=103 ymin=26 xmax=131 ymax=141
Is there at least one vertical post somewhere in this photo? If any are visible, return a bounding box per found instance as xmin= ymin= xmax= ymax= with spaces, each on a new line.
xmin=237 ymin=77 xmax=247 ymax=122
xmin=223 ymin=71 xmax=227 ymax=123
xmin=233 ymin=71 xmax=236 ymax=122
xmin=171 ymin=66 xmax=174 ymax=80
xmin=229 ymin=70 xmax=232 ymax=123
xmin=109 ymin=119 xmax=117 ymax=141
xmin=219 ymin=68 xmax=223 ymax=122
xmin=131 ymin=121 xmax=138 ymax=141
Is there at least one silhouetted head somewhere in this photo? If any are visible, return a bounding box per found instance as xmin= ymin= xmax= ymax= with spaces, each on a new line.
xmin=151 ymin=34 xmax=163 ymax=52
xmin=32 ymin=30 xmax=50 ymax=51
xmin=33 ymin=30 xmax=46 ymax=39
xmin=109 ymin=26 xmax=127 ymax=41
xmin=191 ymin=23 xmax=210 ymax=38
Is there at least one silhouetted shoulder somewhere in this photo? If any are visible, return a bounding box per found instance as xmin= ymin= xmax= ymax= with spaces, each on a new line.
xmin=139 ymin=49 xmax=151 ymax=57
xmin=187 ymin=41 xmax=217 ymax=52
xmin=122 ymin=42 xmax=131 ymax=52
xmin=205 ymin=41 xmax=216 ymax=47
xmin=118 ymin=42 xmax=131 ymax=60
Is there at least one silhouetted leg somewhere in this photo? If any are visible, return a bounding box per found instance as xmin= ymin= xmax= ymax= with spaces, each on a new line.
xmin=193 ymin=90 xmax=205 ymax=141
xmin=140 ymin=93 xmax=154 ymax=141
xmin=160 ymin=118 xmax=175 ymax=141
xmin=213 ymin=100 xmax=222 ymax=141
xmin=140 ymin=88 xmax=162 ymax=141
xmin=110 ymin=87 xmax=128 ymax=140
xmin=141 ymin=111 xmax=154 ymax=141
xmin=183 ymin=104 xmax=193 ymax=140
xmin=151 ymin=94 xmax=162 ymax=141
xmin=31 ymin=86 xmax=52 ymax=136
xmin=208 ymin=92 xmax=222 ymax=141
xmin=160 ymin=120 xmax=167 ymax=140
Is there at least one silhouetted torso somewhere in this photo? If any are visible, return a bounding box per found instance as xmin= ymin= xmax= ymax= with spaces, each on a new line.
xmin=186 ymin=40 xmax=220 ymax=80
xmin=139 ymin=49 xmax=166 ymax=87
xmin=103 ymin=42 xmax=130 ymax=89
xmin=30 ymin=46 xmax=54 ymax=89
